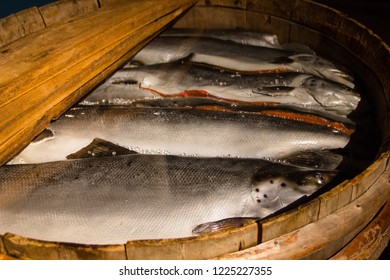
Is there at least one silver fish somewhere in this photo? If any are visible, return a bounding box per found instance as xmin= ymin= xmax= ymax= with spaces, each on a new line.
xmin=160 ymin=28 xmax=281 ymax=48
xmin=130 ymin=36 xmax=355 ymax=88
xmin=0 ymin=153 xmax=338 ymax=244
xmin=108 ymin=60 xmax=360 ymax=116
xmin=8 ymin=106 xmax=351 ymax=164
xmin=79 ymin=82 xmax=156 ymax=106
xmin=121 ymin=97 xmax=356 ymax=129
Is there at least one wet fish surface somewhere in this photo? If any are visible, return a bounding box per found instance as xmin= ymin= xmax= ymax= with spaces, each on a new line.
xmin=107 ymin=60 xmax=360 ymax=116
xmin=130 ymin=36 xmax=355 ymax=88
xmin=8 ymin=106 xmax=351 ymax=164
xmin=0 ymin=153 xmax=337 ymax=244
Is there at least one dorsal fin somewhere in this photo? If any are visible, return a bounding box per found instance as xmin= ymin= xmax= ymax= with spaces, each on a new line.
xmin=192 ymin=217 xmax=258 ymax=235
xmin=66 ymin=138 xmax=137 ymax=159
xmin=32 ymin=129 xmax=54 ymax=143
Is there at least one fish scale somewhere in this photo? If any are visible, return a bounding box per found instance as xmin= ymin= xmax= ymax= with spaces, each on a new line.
xmin=130 ymin=36 xmax=355 ymax=88
xmin=106 ymin=60 xmax=360 ymax=116
xmin=8 ymin=106 xmax=350 ymax=164
xmin=0 ymin=154 xmax=337 ymax=244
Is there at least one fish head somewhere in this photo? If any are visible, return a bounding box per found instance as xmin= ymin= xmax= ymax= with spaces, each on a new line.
xmin=250 ymin=166 xmax=338 ymax=217
xmin=289 ymin=54 xmax=355 ymax=89
xmin=301 ymin=75 xmax=361 ymax=114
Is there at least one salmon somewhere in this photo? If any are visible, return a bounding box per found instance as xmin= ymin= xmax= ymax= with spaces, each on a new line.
xmin=8 ymin=106 xmax=350 ymax=164
xmin=0 ymin=152 xmax=338 ymax=244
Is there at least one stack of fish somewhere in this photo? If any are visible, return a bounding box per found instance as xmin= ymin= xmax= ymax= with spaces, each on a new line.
xmin=0 ymin=29 xmax=363 ymax=245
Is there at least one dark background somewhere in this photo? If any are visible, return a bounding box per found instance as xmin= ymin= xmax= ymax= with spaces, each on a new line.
xmin=0 ymin=0 xmax=54 ymax=18
xmin=0 ymin=0 xmax=389 ymax=44
xmin=0 ymin=0 xmax=388 ymax=259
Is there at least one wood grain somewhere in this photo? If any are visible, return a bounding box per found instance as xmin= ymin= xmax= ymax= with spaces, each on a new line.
xmin=0 ymin=0 xmax=196 ymax=166
xmin=39 ymin=0 xmax=99 ymax=26
xmin=330 ymin=200 xmax=390 ymax=259
xmin=3 ymin=233 xmax=126 ymax=260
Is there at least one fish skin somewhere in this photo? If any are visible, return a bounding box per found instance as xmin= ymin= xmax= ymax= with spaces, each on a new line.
xmin=0 ymin=154 xmax=337 ymax=244
xmin=79 ymin=82 xmax=156 ymax=106
xmin=125 ymin=97 xmax=356 ymax=130
xmin=68 ymin=138 xmax=345 ymax=170
xmin=160 ymin=28 xmax=282 ymax=48
xmin=130 ymin=36 xmax=355 ymax=88
xmin=108 ymin=60 xmax=360 ymax=116
xmin=8 ymin=106 xmax=350 ymax=164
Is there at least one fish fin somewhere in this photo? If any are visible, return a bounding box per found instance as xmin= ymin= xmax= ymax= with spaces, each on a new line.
xmin=192 ymin=217 xmax=258 ymax=235
xmin=66 ymin=138 xmax=137 ymax=159
xmin=279 ymin=150 xmax=343 ymax=169
xmin=32 ymin=129 xmax=54 ymax=143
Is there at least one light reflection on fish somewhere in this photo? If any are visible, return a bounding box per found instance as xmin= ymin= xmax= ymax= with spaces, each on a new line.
xmin=8 ymin=106 xmax=351 ymax=164
xmin=130 ymin=36 xmax=355 ymax=88
xmin=107 ymin=60 xmax=360 ymax=116
xmin=0 ymin=152 xmax=338 ymax=244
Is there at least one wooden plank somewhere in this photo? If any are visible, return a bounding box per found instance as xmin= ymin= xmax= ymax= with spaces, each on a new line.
xmin=192 ymin=6 xmax=247 ymax=29
xmin=14 ymin=7 xmax=46 ymax=35
xmin=0 ymin=7 xmax=46 ymax=48
xmin=318 ymin=180 xmax=350 ymax=219
xmin=126 ymin=222 xmax=259 ymax=260
xmin=39 ymin=0 xmax=99 ymax=26
xmin=260 ymin=198 xmax=320 ymax=242
xmin=292 ymin=0 xmax=346 ymax=38
xmin=0 ymin=234 xmax=6 ymax=255
xmin=3 ymin=233 xmax=126 ymax=260
xmin=0 ymin=1 xmax=180 ymax=108
xmin=173 ymin=6 xmax=292 ymax=43
xmin=172 ymin=7 xmax=196 ymax=28
xmin=330 ymin=200 xmax=390 ymax=260
xmin=197 ymin=0 xmax=247 ymax=9
xmin=245 ymin=11 xmax=291 ymax=43
xmin=213 ymin=159 xmax=390 ymax=259
xmin=0 ymin=0 xmax=196 ymax=166
xmin=0 ymin=253 xmax=17 ymax=260
xmin=0 ymin=14 xmax=25 ymax=48
xmin=247 ymin=0 xmax=295 ymax=19
xmin=0 ymin=6 xmax=193 ymax=165
xmin=351 ymin=152 xmax=388 ymax=200
xmin=317 ymin=151 xmax=388 ymax=220
xmin=98 ymin=0 xmax=130 ymax=8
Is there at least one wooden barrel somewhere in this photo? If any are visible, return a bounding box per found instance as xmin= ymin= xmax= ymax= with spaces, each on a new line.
xmin=0 ymin=0 xmax=389 ymax=260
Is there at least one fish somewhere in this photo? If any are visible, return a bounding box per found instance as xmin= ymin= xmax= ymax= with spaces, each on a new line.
xmin=160 ymin=28 xmax=282 ymax=48
xmin=0 ymin=151 xmax=338 ymax=244
xmin=107 ymin=60 xmax=360 ymax=116
xmin=130 ymin=36 xmax=355 ymax=88
xmin=68 ymin=138 xmax=345 ymax=170
xmin=124 ymin=97 xmax=356 ymax=129
xmin=79 ymin=82 xmax=156 ymax=106
xmin=8 ymin=106 xmax=351 ymax=164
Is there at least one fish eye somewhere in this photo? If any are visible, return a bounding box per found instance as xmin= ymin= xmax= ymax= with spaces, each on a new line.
xmin=280 ymin=182 xmax=286 ymax=187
